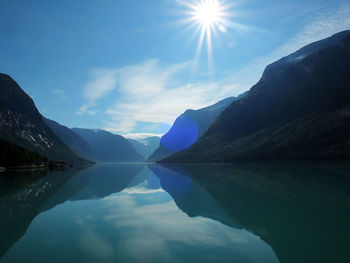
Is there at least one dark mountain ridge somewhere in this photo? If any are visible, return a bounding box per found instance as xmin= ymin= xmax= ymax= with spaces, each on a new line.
xmin=164 ymin=30 xmax=350 ymax=162
xmin=0 ymin=73 xmax=88 ymax=165
xmin=148 ymin=96 xmax=243 ymax=161
xmin=44 ymin=117 xmax=96 ymax=162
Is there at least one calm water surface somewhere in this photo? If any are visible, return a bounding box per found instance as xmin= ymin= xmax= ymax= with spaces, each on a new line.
xmin=0 ymin=163 xmax=349 ymax=263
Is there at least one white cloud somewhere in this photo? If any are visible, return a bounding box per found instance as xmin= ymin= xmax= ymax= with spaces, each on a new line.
xmin=122 ymin=133 xmax=163 ymax=140
xmin=84 ymin=69 xmax=118 ymax=103
xmin=224 ymin=3 xmax=350 ymax=92
xmin=277 ymin=3 xmax=350 ymax=56
xmin=77 ymin=69 xmax=118 ymax=115
xmin=77 ymin=104 xmax=99 ymax=115
xmin=52 ymin=89 xmax=68 ymax=100
xmin=123 ymin=186 xmax=165 ymax=195
xmin=102 ymin=59 xmax=240 ymax=133
xmin=78 ymin=3 xmax=350 ymax=132
xmin=78 ymin=60 xmax=243 ymax=133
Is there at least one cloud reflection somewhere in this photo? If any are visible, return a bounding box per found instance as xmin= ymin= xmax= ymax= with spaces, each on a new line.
xmin=1 ymin=167 xmax=278 ymax=263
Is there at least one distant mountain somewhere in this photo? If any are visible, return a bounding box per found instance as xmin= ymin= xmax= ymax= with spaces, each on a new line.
xmin=164 ymin=30 xmax=350 ymax=162
xmin=0 ymin=73 xmax=88 ymax=165
xmin=72 ymin=128 xmax=144 ymax=163
xmin=148 ymin=96 xmax=243 ymax=161
xmin=44 ymin=117 xmax=96 ymax=162
xmin=128 ymin=136 xmax=160 ymax=160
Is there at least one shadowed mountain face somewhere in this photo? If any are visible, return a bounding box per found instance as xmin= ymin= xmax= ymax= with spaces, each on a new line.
xmin=44 ymin=117 xmax=96 ymax=162
xmin=153 ymin=163 xmax=350 ymax=263
xmin=72 ymin=128 xmax=144 ymax=163
xmin=0 ymin=139 xmax=47 ymax=167
xmin=128 ymin=136 xmax=160 ymax=160
xmin=0 ymin=74 xmax=87 ymax=164
xmin=148 ymin=96 xmax=242 ymax=161
xmin=164 ymin=30 xmax=350 ymax=162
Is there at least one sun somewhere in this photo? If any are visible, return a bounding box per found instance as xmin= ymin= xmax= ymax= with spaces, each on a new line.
xmin=194 ymin=0 xmax=221 ymax=26
xmin=179 ymin=0 xmax=232 ymax=70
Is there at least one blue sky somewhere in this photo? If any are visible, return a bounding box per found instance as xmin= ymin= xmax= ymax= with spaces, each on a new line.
xmin=1 ymin=0 xmax=350 ymax=138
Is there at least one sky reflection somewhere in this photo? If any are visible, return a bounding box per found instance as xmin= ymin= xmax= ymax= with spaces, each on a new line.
xmin=1 ymin=166 xmax=278 ymax=263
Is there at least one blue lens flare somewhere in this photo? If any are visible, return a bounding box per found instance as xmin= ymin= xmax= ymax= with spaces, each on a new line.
xmin=161 ymin=115 xmax=199 ymax=152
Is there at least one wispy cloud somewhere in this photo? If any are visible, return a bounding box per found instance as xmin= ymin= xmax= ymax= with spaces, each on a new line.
xmin=52 ymin=88 xmax=68 ymax=100
xmin=78 ymin=59 xmax=240 ymax=133
xmin=123 ymin=186 xmax=165 ymax=195
xmin=77 ymin=69 xmax=118 ymax=115
xmin=77 ymin=104 xmax=99 ymax=116
xmin=224 ymin=3 xmax=350 ymax=91
xmin=123 ymin=133 xmax=163 ymax=140
xmin=105 ymin=60 xmax=241 ymax=133
xmin=273 ymin=3 xmax=350 ymax=59
xmin=78 ymin=3 xmax=350 ymax=134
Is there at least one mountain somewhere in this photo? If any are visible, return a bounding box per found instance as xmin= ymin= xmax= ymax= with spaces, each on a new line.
xmin=0 ymin=139 xmax=47 ymax=167
xmin=148 ymin=96 xmax=242 ymax=161
xmin=43 ymin=117 xmax=96 ymax=162
xmin=0 ymin=73 xmax=88 ymax=165
xmin=128 ymin=136 xmax=160 ymax=160
xmin=72 ymin=128 xmax=144 ymax=163
xmin=164 ymin=30 xmax=350 ymax=162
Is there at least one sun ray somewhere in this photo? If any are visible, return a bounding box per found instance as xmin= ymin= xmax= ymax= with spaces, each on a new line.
xmin=195 ymin=26 xmax=206 ymax=60
xmin=206 ymin=24 xmax=213 ymax=74
xmin=181 ymin=0 xmax=232 ymax=71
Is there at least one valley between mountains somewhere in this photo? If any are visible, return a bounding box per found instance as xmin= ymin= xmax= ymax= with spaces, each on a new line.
xmin=1 ymin=30 xmax=350 ymax=168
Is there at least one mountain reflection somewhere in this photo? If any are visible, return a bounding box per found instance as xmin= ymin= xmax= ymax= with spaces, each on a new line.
xmin=1 ymin=162 xmax=349 ymax=262
xmin=151 ymin=162 xmax=350 ymax=263
xmin=150 ymin=164 xmax=240 ymax=228
xmin=0 ymin=164 xmax=144 ymax=259
xmin=0 ymin=168 xmax=85 ymax=258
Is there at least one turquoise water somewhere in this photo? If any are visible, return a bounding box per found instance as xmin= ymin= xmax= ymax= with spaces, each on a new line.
xmin=0 ymin=163 xmax=349 ymax=262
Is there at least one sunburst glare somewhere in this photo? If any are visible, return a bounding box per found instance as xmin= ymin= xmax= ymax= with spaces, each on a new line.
xmin=180 ymin=0 xmax=233 ymax=70
xmin=194 ymin=0 xmax=222 ymax=26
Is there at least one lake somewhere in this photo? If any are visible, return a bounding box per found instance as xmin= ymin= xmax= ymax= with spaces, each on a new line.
xmin=0 ymin=162 xmax=349 ymax=263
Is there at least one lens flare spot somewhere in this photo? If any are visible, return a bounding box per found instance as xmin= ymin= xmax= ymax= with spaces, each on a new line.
xmin=161 ymin=115 xmax=198 ymax=152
